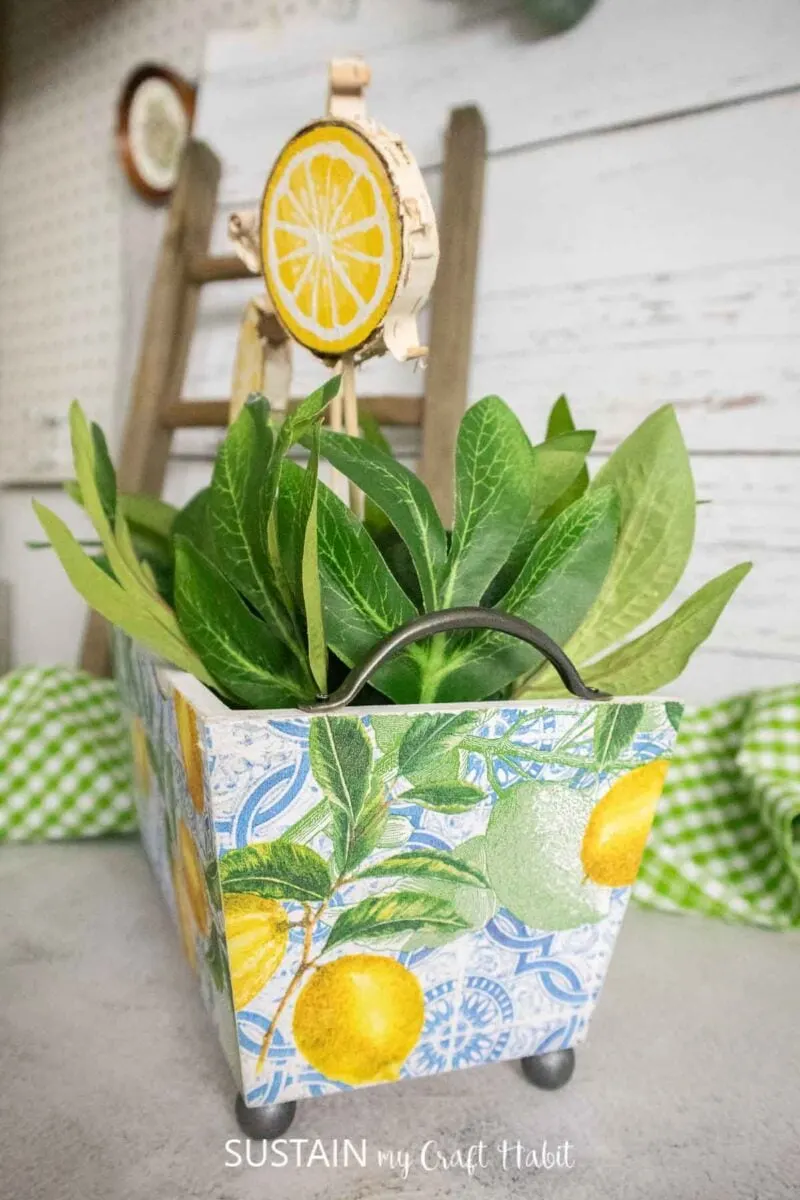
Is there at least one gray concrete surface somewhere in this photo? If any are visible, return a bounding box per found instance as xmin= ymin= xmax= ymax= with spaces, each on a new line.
xmin=1 ymin=839 xmax=798 ymax=1200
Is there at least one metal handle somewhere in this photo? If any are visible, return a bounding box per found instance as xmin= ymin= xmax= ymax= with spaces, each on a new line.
xmin=300 ymin=606 xmax=611 ymax=712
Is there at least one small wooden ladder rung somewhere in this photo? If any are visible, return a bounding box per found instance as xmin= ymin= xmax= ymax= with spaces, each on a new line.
xmin=186 ymin=253 xmax=251 ymax=284
xmin=162 ymin=395 xmax=424 ymax=430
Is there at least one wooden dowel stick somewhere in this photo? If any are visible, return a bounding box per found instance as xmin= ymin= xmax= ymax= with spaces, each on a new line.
xmin=341 ymin=355 xmax=362 ymax=516
xmin=328 ymin=363 xmax=345 ymax=501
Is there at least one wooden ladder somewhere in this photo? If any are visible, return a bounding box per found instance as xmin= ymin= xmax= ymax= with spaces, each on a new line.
xmin=81 ymin=107 xmax=486 ymax=675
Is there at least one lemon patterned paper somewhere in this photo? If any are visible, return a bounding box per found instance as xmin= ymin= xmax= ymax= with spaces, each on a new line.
xmin=260 ymin=119 xmax=437 ymax=360
xmin=113 ymin=631 xmax=681 ymax=1111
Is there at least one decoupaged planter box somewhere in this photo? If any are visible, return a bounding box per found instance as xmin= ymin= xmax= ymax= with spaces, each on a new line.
xmin=113 ymin=629 xmax=681 ymax=1129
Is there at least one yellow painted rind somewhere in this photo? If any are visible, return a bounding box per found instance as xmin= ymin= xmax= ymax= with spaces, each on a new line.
xmin=581 ymin=759 xmax=670 ymax=887
xmin=260 ymin=119 xmax=404 ymax=357
xmin=172 ymin=859 xmax=198 ymax=971
xmin=174 ymin=690 xmax=205 ymax=813
xmin=292 ymin=954 xmax=424 ymax=1085
xmin=130 ymin=716 xmax=152 ymax=797
xmin=177 ymin=817 xmax=211 ymax=937
xmin=223 ymin=894 xmax=289 ymax=1010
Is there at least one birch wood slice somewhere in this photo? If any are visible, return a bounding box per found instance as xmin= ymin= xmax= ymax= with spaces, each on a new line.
xmin=260 ymin=117 xmax=438 ymax=361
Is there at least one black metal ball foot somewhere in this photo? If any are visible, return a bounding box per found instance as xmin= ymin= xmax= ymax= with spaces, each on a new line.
xmin=520 ymin=1048 xmax=575 ymax=1090
xmin=234 ymin=1094 xmax=297 ymax=1138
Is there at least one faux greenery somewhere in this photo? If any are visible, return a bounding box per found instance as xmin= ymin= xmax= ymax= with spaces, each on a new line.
xmin=35 ymin=388 xmax=750 ymax=708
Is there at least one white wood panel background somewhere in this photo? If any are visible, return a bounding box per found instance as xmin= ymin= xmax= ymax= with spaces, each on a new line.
xmin=172 ymin=0 xmax=800 ymax=703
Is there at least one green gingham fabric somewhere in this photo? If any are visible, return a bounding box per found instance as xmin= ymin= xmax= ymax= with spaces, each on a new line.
xmin=0 ymin=666 xmax=136 ymax=842
xmin=635 ymin=686 xmax=800 ymax=930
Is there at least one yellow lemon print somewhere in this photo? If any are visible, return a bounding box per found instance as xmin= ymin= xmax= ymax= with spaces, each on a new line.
xmin=261 ymin=121 xmax=402 ymax=356
xmin=174 ymin=691 xmax=205 ymax=813
xmin=177 ymin=818 xmax=211 ymax=937
xmin=292 ymin=954 xmax=424 ymax=1086
xmin=171 ymin=860 xmax=198 ymax=972
xmin=581 ymin=759 xmax=670 ymax=887
xmin=130 ymin=716 xmax=152 ymax=797
xmin=223 ymin=894 xmax=289 ymax=1010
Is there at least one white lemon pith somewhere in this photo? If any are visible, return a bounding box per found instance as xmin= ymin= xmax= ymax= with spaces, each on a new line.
xmin=261 ymin=121 xmax=401 ymax=356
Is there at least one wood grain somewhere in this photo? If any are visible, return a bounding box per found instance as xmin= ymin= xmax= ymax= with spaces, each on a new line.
xmin=200 ymin=0 xmax=800 ymax=200
xmin=187 ymin=253 xmax=250 ymax=283
xmin=419 ymin=107 xmax=486 ymax=522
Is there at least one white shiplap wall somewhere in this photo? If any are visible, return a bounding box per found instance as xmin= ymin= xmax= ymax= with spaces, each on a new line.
xmin=179 ymin=0 xmax=800 ymax=702
xmin=2 ymin=0 xmax=799 ymax=702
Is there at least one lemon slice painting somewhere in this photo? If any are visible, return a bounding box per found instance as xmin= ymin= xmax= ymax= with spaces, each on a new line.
xmin=261 ymin=119 xmax=438 ymax=360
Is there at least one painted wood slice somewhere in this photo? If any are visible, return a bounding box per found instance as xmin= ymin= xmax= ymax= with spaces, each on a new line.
xmin=260 ymin=118 xmax=438 ymax=361
xmin=117 ymin=64 xmax=196 ymax=203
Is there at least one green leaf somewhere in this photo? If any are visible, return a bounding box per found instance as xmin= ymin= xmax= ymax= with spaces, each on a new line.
xmin=532 ymin=427 xmax=595 ymax=519
xmin=370 ymin=714 xmax=415 ymax=756
xmin=318 ymin=431 xmax=447 ymax=610
xmin=273 ymin=461 xmax=305 ymax=598
xmin=376 ymin=814 xmax=413 ymax=850
xmin=403 ymin=836 xmax=497 ymax=950
xmin=400 ymin=783 xmax=484 ymax=812
xmin=258 ymin=377 xmax=339 ymax=538
xmin=114 ymin=510 xmax=153 ymax=590
xmin=405 ymin=747 xmax=463 ymax=787
xmin=70 ymin=406 xmax=139 ymax=587
xmin=323 ymin=891 xmax=469 ymax=953
xmin=443 ymin=396 xmax=533 ymax=606
xmin=665 ymin=701 xmax=683 ymax=732
xmin=90 ymin=421 xmax=117 ymax=524
xmin=359 ymin=410 xmax=392 ymax=457
xmin=33 ymin=502 xmax=213 ymax=684
xmin=300 ymin=426 xmax=327 ymax=693
xmin=309 ymin=716 xmax=373 ymax=872
xmin=173 ymin=535 xmax=311 ymax=707
xmin=316 ymin=476 xmax=420 ymax=702
xmin=561 ymin=405 xmax=696 ymax=670
xmin=397 ymin=712 xmax=477 ymax=780
xmin=285 ymin=377 xmax=341 ymax=444
xmin=355 ymin=849 xmax=490 ymax=888
xmin=63 ymin=479 xmax=82 ymax=506
xmin=593 ymin=703 xmax=644 ymax=767
xmin=69 ymin=403 xmax=181 ymax=635
xmin=485 ymin=427 xmax=596 ymax=605
xmin=435 ymin=486 xmax=619 ymax=702
xmin=204 ymin=924 xmax=230 ymax=993
xmin=173 ymin=488 xmax=213 ymax=556
xmin=219 ymin=841 xmax=331 ymax=901
xmin=358 ymin=412 xmax=394 ymax=537
xmin=542 ymin=395 xmax=590 ymax=516
xmin=119 ymin=493 xmax=177 ymax=540
xmin=204 ymin=859 xmax=222 ymax=912
xmin=346 ymin=797 xmax=390 ymax=871
xmin=267 ymin=503 xmax=295 ymax=612
xmin=372 ymin=528 xmax=424 ymax=609
xmin=580 ymin=564 xmax=752 ymax=695
xmin=208 ymin=399 xmax=292 ymax=637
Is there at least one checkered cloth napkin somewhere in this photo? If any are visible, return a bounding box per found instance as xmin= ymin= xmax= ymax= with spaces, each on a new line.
xmin=0 ymin=666 xmax=135 ymax=841
xmin=635 ymin=686 xmax=800 ymax=930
